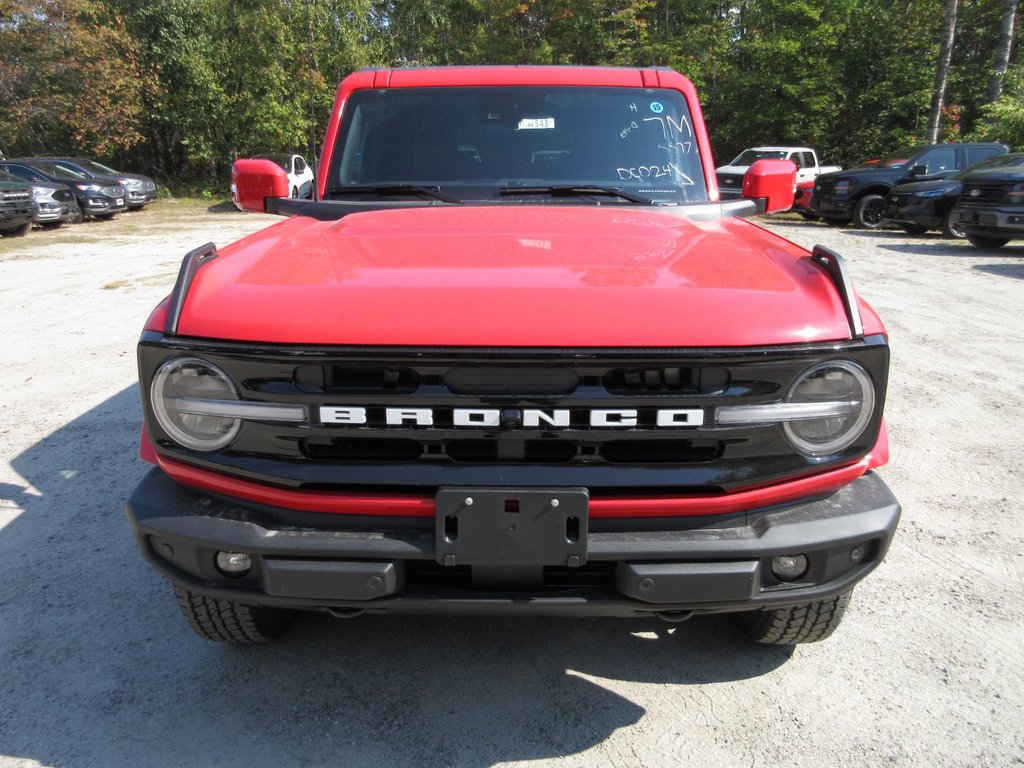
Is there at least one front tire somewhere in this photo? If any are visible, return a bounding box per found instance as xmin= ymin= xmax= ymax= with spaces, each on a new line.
xmin=736 ymin=591 xmax=851 ymax=645
xmin=966 ymin=234 xmax=1009 ymax=249
xmin=174 ymin=587 xmax=294 ymax=643
xmin=853 ymin=194 xmax=886 ymax=229
xmin=942 ymin=209 xmax=966 ymax=239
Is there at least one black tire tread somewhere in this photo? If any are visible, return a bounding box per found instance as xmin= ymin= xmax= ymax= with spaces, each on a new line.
xmin=174 ymin=587 xmax=292 ymax=643
xmin=739 ymin=591 xmax=851 ymax=645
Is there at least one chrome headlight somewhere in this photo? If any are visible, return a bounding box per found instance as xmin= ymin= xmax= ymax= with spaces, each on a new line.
xmin=782 ymin=361 xmax=875 ymax=456
xmin=150 ymin=358 xmax=242 ymax=451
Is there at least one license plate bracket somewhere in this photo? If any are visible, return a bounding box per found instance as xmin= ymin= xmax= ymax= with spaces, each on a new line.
xmin=435 ymin=487 xmax=589 ymax=567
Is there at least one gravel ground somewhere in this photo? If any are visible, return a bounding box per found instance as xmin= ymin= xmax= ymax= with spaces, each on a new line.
xmin=1 ymin=201 xmax=1022 ymax=767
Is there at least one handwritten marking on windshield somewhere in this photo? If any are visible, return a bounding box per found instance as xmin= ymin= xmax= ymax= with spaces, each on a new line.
xmin=619 ymin=121 xmax=640 ymax=139
xmin=616 ymin=163 xmax=694 ymax=184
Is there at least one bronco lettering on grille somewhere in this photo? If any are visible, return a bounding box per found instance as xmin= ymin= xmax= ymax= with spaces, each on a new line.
xmin=318 ymin=406 xmax=705 ymax=428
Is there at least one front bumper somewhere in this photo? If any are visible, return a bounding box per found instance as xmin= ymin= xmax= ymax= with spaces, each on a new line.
xmin=956 ymin=206 xmax=1024 ymax=238
xmin=126 ymin=189 xmax=156 ymax=207
xmin=882 ymin=196 xmax=942 ymax=230
xmin=126 ymin=468 xmax=900 ymax=618
xmin=810 ymin=193 xmax=854 ymax=217
xmin=81 ymin=195 xmax=126 ymax=216
xmin=33 ymin=201 xmax=79 ymax=223
xmin=0 ymin=204 xmax=35 ymax=227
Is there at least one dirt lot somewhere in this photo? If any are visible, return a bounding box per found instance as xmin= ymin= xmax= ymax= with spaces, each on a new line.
xmin=1 ymin=201 xmax=1022 ymax=767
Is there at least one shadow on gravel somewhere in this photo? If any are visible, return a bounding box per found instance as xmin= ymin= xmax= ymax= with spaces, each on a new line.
xmin=1 ymin=388 xmax=792 ymax=768
xmin=206 ymin=200 xmax=242 ymax=213
xmin=974 ymin=263 xmax=1024 ymax=280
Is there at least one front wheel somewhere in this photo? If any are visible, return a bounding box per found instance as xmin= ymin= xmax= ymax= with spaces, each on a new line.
xmin=942 ymin=209 xmax=966 ymax=239
xmin=853 ymin=194 xmax=886 ymax=229
xmin=735 ymin=591 xmax=851 ymax=645
xmin=174 ymin=587 xmax=295 ymax=643
xmin=966 ymin=234 xmax=1009 ymax=249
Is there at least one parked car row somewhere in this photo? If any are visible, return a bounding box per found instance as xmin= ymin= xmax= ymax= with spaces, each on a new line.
xmin=0 ymin=156 xmax=157 ymax=237
xmin=803 ymin=142 xmax=1024 ymax=249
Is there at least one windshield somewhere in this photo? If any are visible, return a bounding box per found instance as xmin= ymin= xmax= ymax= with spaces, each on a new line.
xmin=74 ymin=158 xmax=118 ymax=175
xmin=328 ymin=86 xmax=706 ymax=204
xmin=730 ymin=149 xmax=787 ymax=165
xmin=952 ymin=152 xmax=1024 ymax=179
xmin=874 ymin=147 xmax=922 ymax=169
xmin=255 ymin=154 xmax=293 ymax=173
xmin=0 ymin=169 xmax=22 ymax=183
xmin=34 ymin=162 xmax=86 ymax=180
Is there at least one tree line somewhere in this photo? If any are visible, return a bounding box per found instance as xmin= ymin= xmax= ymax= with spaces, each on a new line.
xmin=0 ymin=0 xmax=1020 ymax=187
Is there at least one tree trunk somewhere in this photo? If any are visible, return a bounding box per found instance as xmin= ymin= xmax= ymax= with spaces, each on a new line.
xmin=989 ymin=0 xmax=1018 ymax=103
xmin=926 ymin=0 xmax=960 ymax=144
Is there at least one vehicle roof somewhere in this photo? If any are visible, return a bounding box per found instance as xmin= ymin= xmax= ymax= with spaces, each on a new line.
xmin=346 ymin=65 xmax=687 ymax=88
xmin=745 ymin=146 xmax=815 ymax=153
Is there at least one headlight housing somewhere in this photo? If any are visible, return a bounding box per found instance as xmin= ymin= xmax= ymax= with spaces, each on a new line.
xmin=74 ymin=183 xmax=102 ymax=192
xmin=782 ymin=361 xmax=875 ymax=457
xmin=912 ymin=188 xmax=947 ymax=199
xmin=32 ymin=188 xmax=52 ymax=201
xmin=151 ymin=358 xmax=241 ymax=451
xmin=833 ymin=179 xmax=856 ymax=195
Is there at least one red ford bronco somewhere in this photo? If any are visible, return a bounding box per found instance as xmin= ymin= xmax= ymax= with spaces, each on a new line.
xmin=126 ymin=66 xmax=899 ymax=645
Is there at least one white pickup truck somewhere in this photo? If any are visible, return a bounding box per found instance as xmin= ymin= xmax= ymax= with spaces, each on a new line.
xmin=716 ymin=147 xmax=841 ymax=200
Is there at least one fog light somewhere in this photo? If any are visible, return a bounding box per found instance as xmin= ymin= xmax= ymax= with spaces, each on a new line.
xmin=771 ymin=554 xmax=809 ymax=582
xmin=216 ymin=551 xmax=252 ymax=576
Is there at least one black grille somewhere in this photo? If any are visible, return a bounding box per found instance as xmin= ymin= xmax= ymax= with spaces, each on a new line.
xmin=139 ymin=335 xmax=890 ymax=492
xmin=961 ymin=180 xmax=1013 ymax=205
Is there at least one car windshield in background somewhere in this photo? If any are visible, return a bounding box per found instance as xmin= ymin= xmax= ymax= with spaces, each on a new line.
xmin=255 ymin=154 xmax=293 ymax=173
xmin=328 ymin=86 xmax=707 ymax=204
xmin=0 ymin=170 xmax=22 ymax=183
xmin=875 ymin=148 xmax=918 ymax=168
xmin=731 ymin=150 xmax=787 ymax=165
xmin=951 ymin=152 xmax=1024 ymax=179
xmin=34 ymin=162 xmax=86 ymax=180
xmin=75 ymin=159 xmax=118 ymax=175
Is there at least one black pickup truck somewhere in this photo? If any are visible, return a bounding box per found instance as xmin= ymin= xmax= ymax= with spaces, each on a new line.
xmin=0 ymin=170 xmax=36 ymax=237
xmin=954 ymin=165 xmax=1024 ymax=249
xmin=811 ymin=143 xmax=1008 ymax=228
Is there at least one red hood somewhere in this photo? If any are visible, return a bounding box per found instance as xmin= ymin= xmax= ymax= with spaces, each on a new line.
xmin=177 ymin=206 xmax=883 ymax=347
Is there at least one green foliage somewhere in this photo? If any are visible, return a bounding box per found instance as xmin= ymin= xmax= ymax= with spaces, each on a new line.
xmin=0 ymin=0 xmax=1017 ymax=183
xmin=969 ymin=65 xmax=1024 ymax=147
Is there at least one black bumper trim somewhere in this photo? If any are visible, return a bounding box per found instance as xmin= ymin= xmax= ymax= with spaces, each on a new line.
xmin=126 ymin=468 xmax=900 ymax=616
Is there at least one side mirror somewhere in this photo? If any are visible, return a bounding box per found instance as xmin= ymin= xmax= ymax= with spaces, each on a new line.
xmin=742 ymin=159 xmax=796 ymax=213
xmin=910 ymin=165 xmax=927 ymax=177
xmin=231 ymin=158 xmax=289 ymax=213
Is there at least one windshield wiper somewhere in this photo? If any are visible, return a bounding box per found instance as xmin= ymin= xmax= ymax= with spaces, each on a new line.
xmin=499 ymin=185 xmax=655 ymax=205
xmin=326 ymin=184 xmax=461 ymax=204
